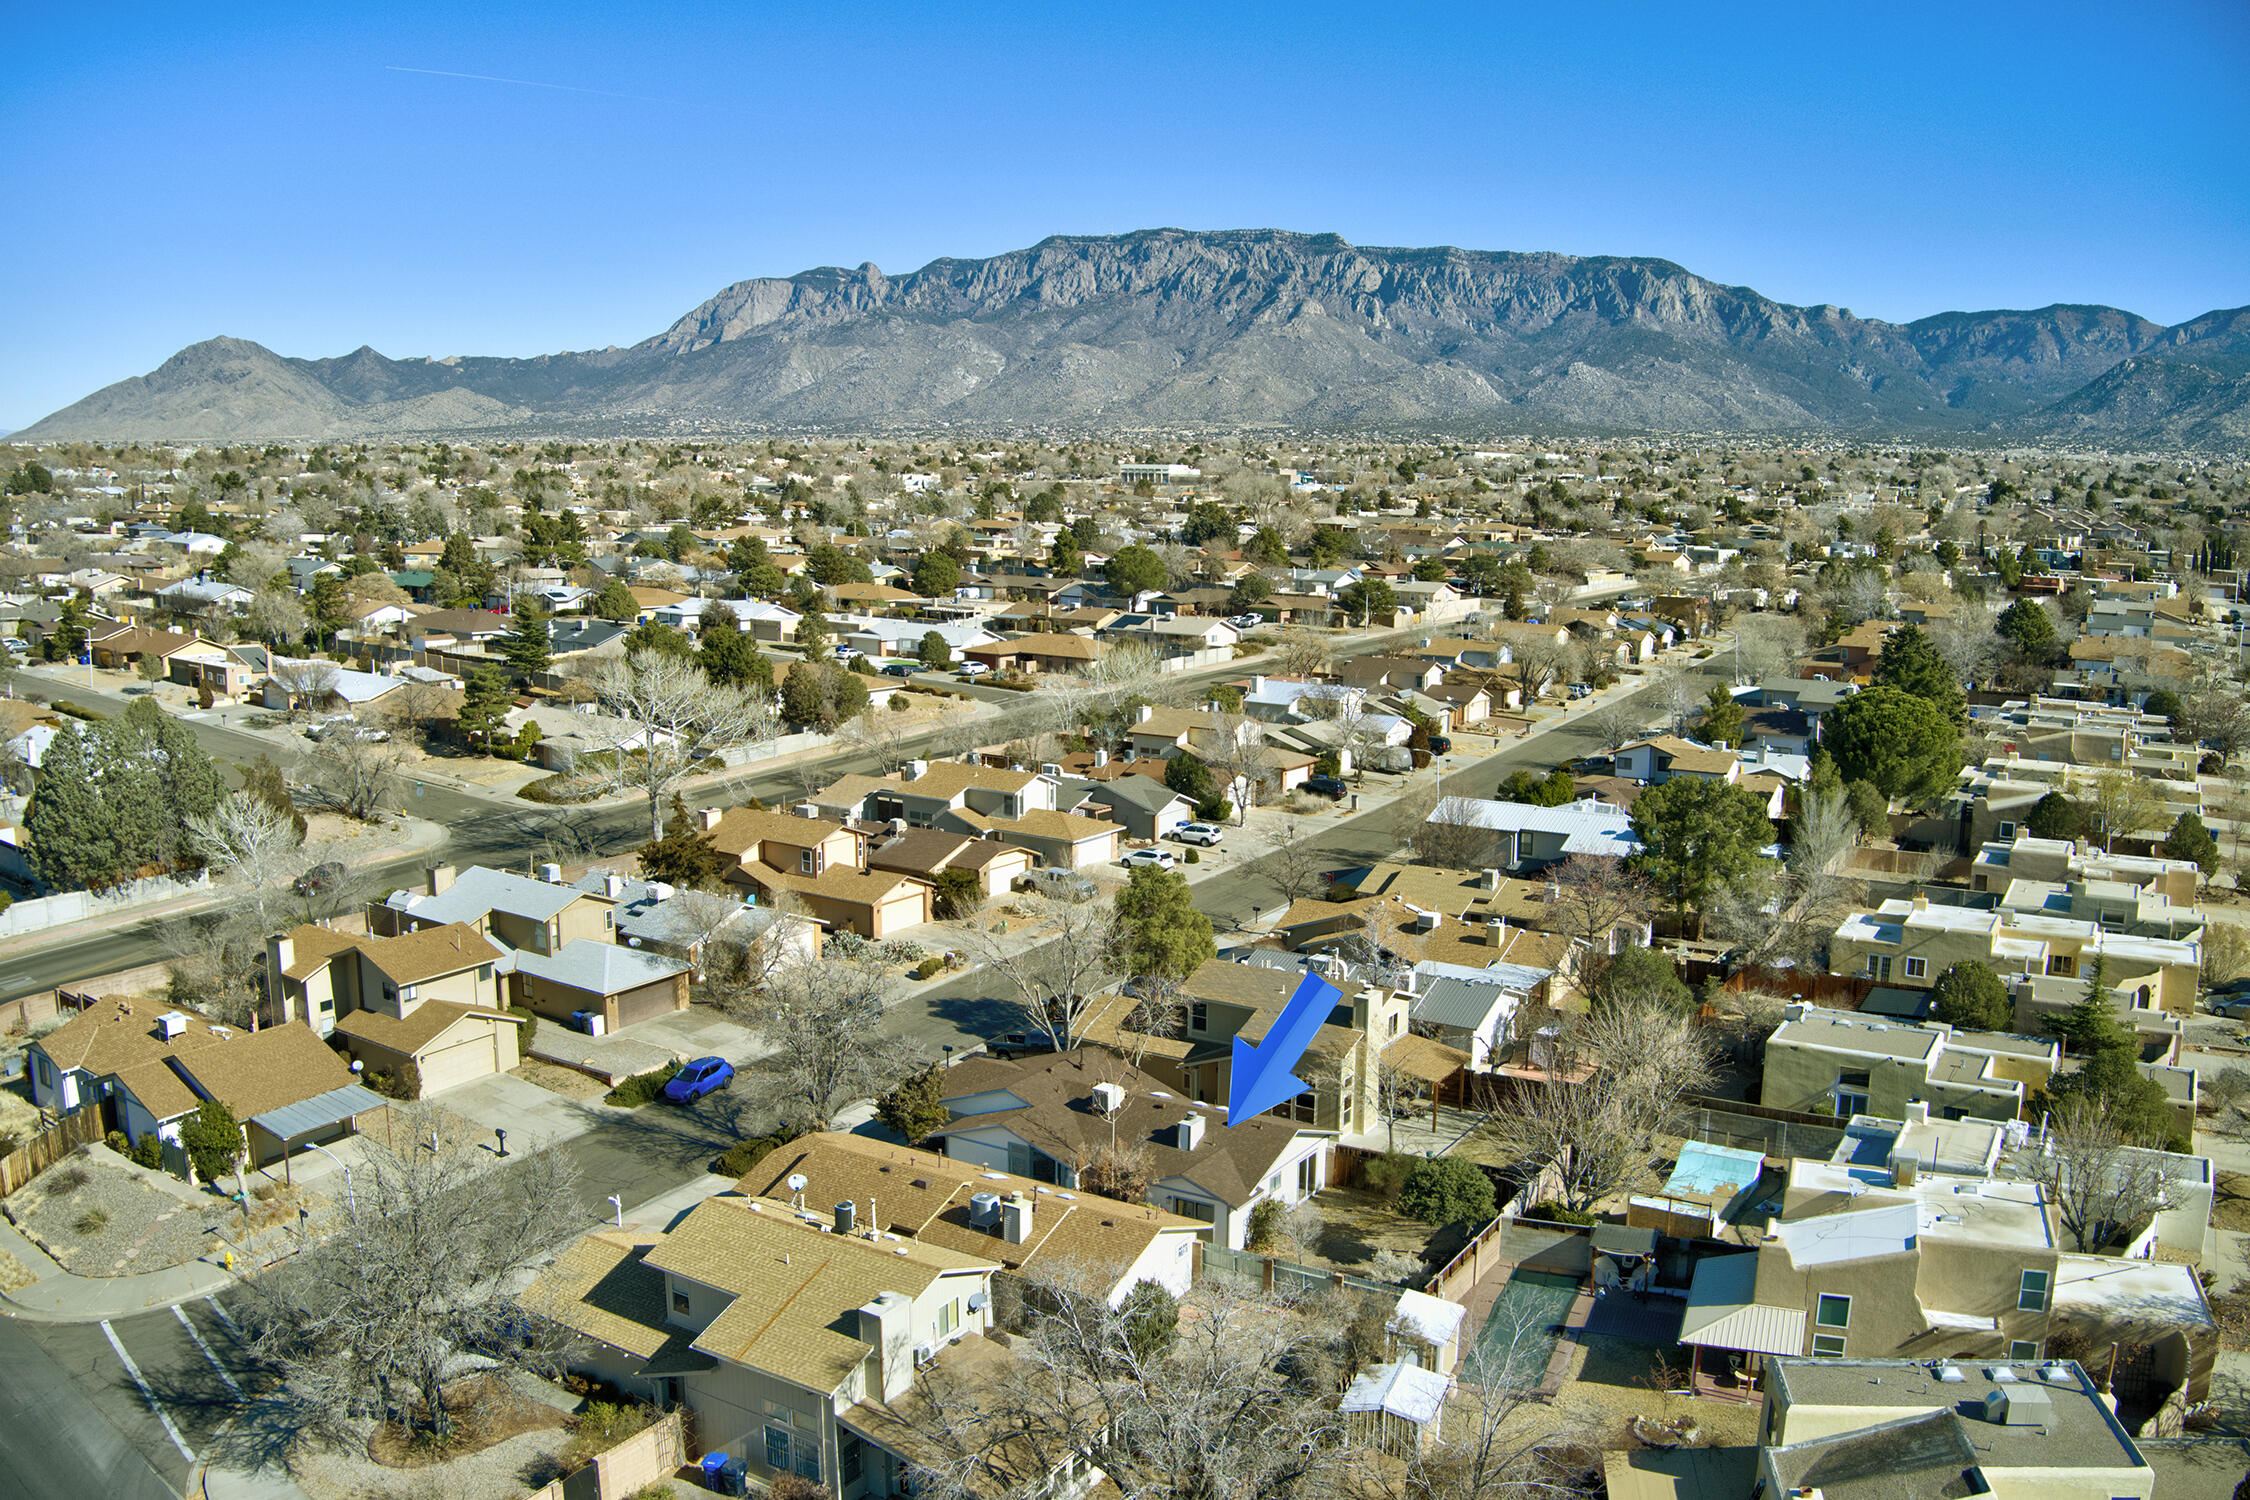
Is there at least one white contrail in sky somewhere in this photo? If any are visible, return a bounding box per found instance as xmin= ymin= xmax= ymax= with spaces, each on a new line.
xmin=385 ymin=65 xmax=644 ymax=100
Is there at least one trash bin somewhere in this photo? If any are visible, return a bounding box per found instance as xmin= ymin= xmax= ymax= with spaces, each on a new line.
xmin=718 ymin=1458 xmax=748 ymax=1496
xmin=698 ymin=1452 xmax=731 ymax=1491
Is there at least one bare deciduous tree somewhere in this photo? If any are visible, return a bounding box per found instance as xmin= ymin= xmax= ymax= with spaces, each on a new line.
xmin=237 ymin=1115 xmax=583 ymax=1447
xmin=1545 ymin=853 xmax=1651 ymax=959
xmin=306 ymin=732 xmax=409 ymax=821
xmin=1275 ymin=628 xmax=1332 ymax=680
xmin=1408 ymin=794 xmax=1501 ymax=870
xmin=728 ymin=946 xmax=916 ymax=1132
xmin=187 ymin=791 xmax=308 ymax=926
xmin=585 ymin=650 xmax=778 ymax=841
xmin=965 ymin=893 xmax=1120 ymax=1051
xmin=1579 ymin=696 xmax=1646 ymax=756
xmin=1261 ymin=817 xmax=1334 ymax=907
xmin=1477 ymin=997 xmax=1714 ymax=1213
xmin=2008 ymin=1096 xmax=2173 ymax=1253
xmin=267 ymin=658 xmax=341 ymax=720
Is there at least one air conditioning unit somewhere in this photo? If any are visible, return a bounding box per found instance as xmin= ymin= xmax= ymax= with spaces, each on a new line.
xmin=913 ymin=1343 xmax=937 ymax=1368
xmin=969 ymin=1192 xmax=1002 ymax=1228
xmin=1091 ymin=1081 xmax=1126 ymax=1116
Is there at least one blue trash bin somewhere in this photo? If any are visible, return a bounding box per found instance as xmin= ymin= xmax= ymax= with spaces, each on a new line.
xmin=698 ymin=1452 xmax=730 ymax=1490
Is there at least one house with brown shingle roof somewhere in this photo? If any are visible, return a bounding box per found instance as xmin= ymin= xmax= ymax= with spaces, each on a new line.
xmin=697 ymin=806 xmax=933 ymax=939
xmin=266 ymin=920 xmax=526 ymax=1099
xmin=930 ymin=1048 xmax=1334 ymax=1252
xmin=745 ymin=1132 xmax=1201 ymax=1305
xmin=525 ymin=1193 xmax=1001 ymax=1497
xmin=813 ymin=759 xmax=1125 ymax=873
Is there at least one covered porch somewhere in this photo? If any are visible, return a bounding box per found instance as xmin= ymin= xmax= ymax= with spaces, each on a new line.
xmin=248 ymin=1083 xmax=388 ymax=1181
xmin=1677 ymin=1252 xmax=1803 ymax=1402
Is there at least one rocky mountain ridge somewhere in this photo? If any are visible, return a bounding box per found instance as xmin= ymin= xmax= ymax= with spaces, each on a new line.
xmin=23 ymin=228 xmax=2250 ymax=446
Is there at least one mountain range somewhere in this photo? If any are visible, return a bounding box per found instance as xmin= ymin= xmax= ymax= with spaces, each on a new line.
xmin=22 ymin=228 xmax=2250 ymax=447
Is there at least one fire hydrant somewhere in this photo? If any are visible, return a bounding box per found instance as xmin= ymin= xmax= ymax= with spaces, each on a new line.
xmin=222 ymin=1251 xmax=235 ymax=1273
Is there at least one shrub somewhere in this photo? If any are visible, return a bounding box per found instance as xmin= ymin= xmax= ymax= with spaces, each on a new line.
xmin=875 ymin=1065 xmax=951 ymax=1145
xmin=712 ymin=1133 xmax=798 ymax=1178
xmin=364 ymin=1061 xmax=423 ymax=1100
xmin=912 ymin=956 xmax=945 ymax=980
xmin=1524 ymin=1201 xmax=1595 ymax=1226
xmin=105 ymin=1131 xmax=130 ymax=1155
xmin=888 ymin=694 xmax=909 ymax=712
xmin=1397 ymin=1157 xmax=1497 ymax=1227
xmin=130 ymin=1135 xmax=164 ymax=1170
xmin=769 ymin=1476 xmax=827 ymax=1500
xmin=884 ymin=940 xmax=928 ymax=964
xmin=1245 ymin=1199 xmax=1286 ymax=1253
xmin=507 ymin=1006 xmax=543 ymax=1053
xmin=74 ymin=1207 xmax=110 ymax=1236
xmin=48 ymin=1164 xmax=89 ymax=1194
xmin=559 ymin=1400 xmax=656 ymax=1473
xmin=181 ymin=1097 xmax=244 ymax=1183
xmin=1184 ymin=849 xmax=1200 ymax=864
xmin=1361 ymin=1152 xmax=1415 ymax=1205
xmin=605 ymin=1062 xmax=682 ymax=1108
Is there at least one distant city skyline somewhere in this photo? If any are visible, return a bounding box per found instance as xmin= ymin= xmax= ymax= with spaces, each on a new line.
xmin=3 ymin=0 xmax=2244 ymax=432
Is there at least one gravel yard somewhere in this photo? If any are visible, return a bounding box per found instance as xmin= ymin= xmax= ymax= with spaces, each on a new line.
xmin=510 ymin=1059 xmax=610 ymax=1103
xmin=292 ymin=1373 xmax=576 ymax=1500
xmin=3 ymin=1151 xmax=223 ymax=1275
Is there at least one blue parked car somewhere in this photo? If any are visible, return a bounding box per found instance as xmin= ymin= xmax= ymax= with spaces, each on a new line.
xmin=662 ymin=1056 xmax=735 ymax=1104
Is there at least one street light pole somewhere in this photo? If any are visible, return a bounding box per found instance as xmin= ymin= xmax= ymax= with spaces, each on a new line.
xmin=305 ymin=1142 xmax=355 ymax=1217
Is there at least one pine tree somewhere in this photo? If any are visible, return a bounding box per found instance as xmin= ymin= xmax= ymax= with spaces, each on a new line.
xmin=242 ymin=753 xmax=308 ymax=841
xmin=698 ymin=604 xmax=767 ymax=688
xmin=307 ymin=572 xmax=350 ymax=647
xmin=591 ymin=578 xmax=639 ymax=622
xmin=2047 ymin=952 xmax=2127 ymax=1055
xmin=635 ymin=795 xmax=732 ymax=888
xmin=500 ymin=599 xmax=552 ymax=683
xmin=26 ymin=725 xmax=124 ymax=890
xmin=455 ymin=665 xmax=514 ymax=751
xmin=150 ymin=713 xmax=224 ymax=867
xmin=875 ymin=1065 xmax=952 ymax=1145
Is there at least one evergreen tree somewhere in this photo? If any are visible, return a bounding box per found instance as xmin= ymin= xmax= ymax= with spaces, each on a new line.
xmin=1929 ymin=960 xmax=2012 ymax=1031
xmin=1873 ymin=624 xmax=1967 ymax=725
xmin=2024 ymin=791 xmax=2087 ymax=842
xmin=875 ymin=1065 xmax=953 ymax=1146
xmin=620 ymin=620 xmax=693 ymax=658
xmin=635 ymin=795 xmax=732 ymax=887
xmin=242 ymin=753 xmax=308 ymax=841
xmin=797 ymin=610 xmax=832 ymax=662
xmin=2162 ymin=812 xmax=2220 ymax=886
xmin=591 ymin=578 xmax=639 ymax=622
xmin=697 ymin=603 xmax=768 ymax=689
xmin=26 ymin=725 xmax=125 ymax=889
xmin=2046 ymin=953 xmax=2127 ymax=1055
xmin=912 ymin=551 xmax=961 ymax=597
xmin=149 ymin=712 xmax=224 ymax=865
xmin=455 ymin=665 xmax=514 ymax=751
xmin=1050 ymin=534 xmax=1083 ymax=576
xmin=500 ymin=599 xmax=552 ymax=683
xmin=307 ymin=572 xmax=350 ymax=647
xmin=1113 ymin=866 xmax=1216 ymax=983
xmin=1698 ymin=684 xmax=1746 ymax=746
xmin=917 ymin=631 xmax=952 ymax=670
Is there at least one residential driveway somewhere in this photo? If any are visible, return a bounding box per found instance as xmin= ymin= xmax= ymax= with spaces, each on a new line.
xmin=615 ymin=1007 xmax=770 ymax=1066
xmin=429 ymin=1071 xmax=605 ymax=1152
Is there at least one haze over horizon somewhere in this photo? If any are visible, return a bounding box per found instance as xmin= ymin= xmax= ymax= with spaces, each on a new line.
xmin=3 ymin=0 xmax=2245 ymax=433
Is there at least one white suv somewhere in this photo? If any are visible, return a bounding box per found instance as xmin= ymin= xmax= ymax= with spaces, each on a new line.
xmin=1171 ymin=822 xmax=1224 ymax=847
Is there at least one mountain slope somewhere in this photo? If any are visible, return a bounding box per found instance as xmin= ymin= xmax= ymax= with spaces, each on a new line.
xmin=21 ymin=229 xmax=2245 ymax=444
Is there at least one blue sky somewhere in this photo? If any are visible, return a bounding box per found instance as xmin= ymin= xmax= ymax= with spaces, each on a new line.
xmin=3 ymin=1 xmax=2245 ymax=431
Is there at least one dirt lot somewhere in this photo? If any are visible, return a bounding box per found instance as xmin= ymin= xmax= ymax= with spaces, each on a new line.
xmin=509 ymin=1059 xmax=609 ymax=1103
xmin=1294 ymin=1185 xmax=1461 ymax=1279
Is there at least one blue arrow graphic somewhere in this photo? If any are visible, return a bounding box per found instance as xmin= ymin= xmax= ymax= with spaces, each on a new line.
xmin=1227 ymin=971 xmax=1343 ymax=1125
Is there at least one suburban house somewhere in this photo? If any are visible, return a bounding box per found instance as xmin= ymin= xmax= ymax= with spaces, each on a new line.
xmin=607 ymin=877 xmax=822 ymax=973
xmin=865 ymin=829 xmax=1037 ymax=902
xmin=929 ymin=1048 xmax=1335 ymax=1252
xmin=25 ymin=1000 xmax=382 ymax=1174
xmin=744 ymin=1132 xmax=1203 ymax=1305
xmin=525 ymin=1194 xmax=1009 ymax=1498
xmin=1756 ymin=1358 xmax=2153 ymax=1500
xmin=814 ymin=761 xmax=1124 ymax=872
xmin=510 ymin=940 xmax=692 ymax=1034
xmin=1066 ymin=773 xmax=1197 ymax=842
xmin=961 ymin=633 xmax=1107 ymax=675
xmin=270 ymin=922 xmax=527 ymax=1097
xmin=1423 ymin=796 xmax=1645 ymax=871
xmin=701 ymin=806 xmax=935 ymax=939
xmin=1761 ymin=1005 xmax=2059 ymax=1123
xmin=1124 ymin=704 xmax=1262 ymax=762
xmin=370 ymin=864 xmax=621 ymax=953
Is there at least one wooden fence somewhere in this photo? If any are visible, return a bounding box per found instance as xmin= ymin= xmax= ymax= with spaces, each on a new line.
xmin=0 ymin=1110 xmax=104 ymax=1197
xmin=521 ymin=1412 xmax=685 ymax=1500
xmin=1429 ymin=1213 xmax=1512 ymax=1305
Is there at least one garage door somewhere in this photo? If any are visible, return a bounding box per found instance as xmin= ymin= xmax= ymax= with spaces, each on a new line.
xmin=417 ymin=1030 xmax=498 ymax=1095
xmin=613 ymin=980 xmax=679 ymax=1029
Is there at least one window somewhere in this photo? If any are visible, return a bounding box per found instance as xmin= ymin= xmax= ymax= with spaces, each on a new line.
xmin=2098 ymin=913 xmax=2123 ymax=933
xmin=1997 ymin=821 xmax=2017 ymax=841
xmin=799 ymin=849 xmax=818 ymax=874
xmin=841 ymin=1437 xmax=863 ymax=1485
xmin=2010 ymin=1340 xmax=2041 ymax=1361
xmin=1298 ymin=1156 xmax=1319 ymax=1197
xmin=1838 ymin=1070 xmax=1870 ymax=1089
xmin=2018 ymin=1269 xmax=2050 ymax=1312
xmin=1904 ymin=957 xmax=1928 ymax=979
xmin=477 ymin=964 xmax=493 ymax=982
xmin=1269 ymin=1090 xmax=1316 ymax=1123
xmin=1388 ymin=1012 xmax=1401 ymax=1037
xmin=1188 ymin=1002 xmax=1207 ymax=1034
xmin=1865 ymin=955 xmax=1892 ymax=980
xmin=1811 ymin=1334 xmax=1847 ymax=1357
xmin=1171 ymin=1196 xmax=1215 ymax=1223
xmin=937 ymin=1299 xmax=958 ymax=1337
xmin=35 ymin=1055 xmax=52 ymax=1088
xmin=673 ymin=1290 xmax=690 ymax=1315
xmin=2048 ymin=955 xmax=2077 ymax=977
xmin=765 ymin=1425 xmax=791 ymax=1473
xmin=605 ymin=911 xmax=615 ymax=930
xmin=1815 ymin=1294 xmax=1851 ymax=1330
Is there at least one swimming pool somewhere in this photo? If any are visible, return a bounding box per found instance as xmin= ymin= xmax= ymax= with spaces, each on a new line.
xmin=1473 ymin=1268 xmax=1580 ymax=1387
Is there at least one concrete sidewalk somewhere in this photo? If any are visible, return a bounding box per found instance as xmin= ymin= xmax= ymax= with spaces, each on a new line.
xmin=0 ymin=1214 xmax=238 ymax=1323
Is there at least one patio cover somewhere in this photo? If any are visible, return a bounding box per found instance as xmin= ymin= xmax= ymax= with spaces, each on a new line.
xmin=1679 ymin=1253 xmax=1806 ymax=1357
xmin=250 ymin=1082 xmax=387 ymax=1142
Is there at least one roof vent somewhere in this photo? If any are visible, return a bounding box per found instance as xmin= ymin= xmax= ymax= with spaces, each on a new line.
xmin=1935 ymin=1365 xmax=1966 ymax=1384
xmin=2040 ymin=1363 xmax=2075 ymax=1385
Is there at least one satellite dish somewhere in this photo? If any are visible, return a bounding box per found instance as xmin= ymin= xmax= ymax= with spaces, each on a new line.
xmin=786 ymin=1174 xmax=808 ymax=1192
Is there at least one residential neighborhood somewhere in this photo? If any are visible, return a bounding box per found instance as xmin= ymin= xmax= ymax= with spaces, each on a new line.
xmin=3 ymin=433 xmax=2250 ymax=1499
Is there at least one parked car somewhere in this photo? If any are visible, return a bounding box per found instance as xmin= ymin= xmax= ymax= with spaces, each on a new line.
xmin=881 ymin=661 xmax=917 ymax=677
xmin=293 ymin=860 xmax=348 ymax=897
xmin=835 ymin=646 xmax=862 ymax=661
xmin=2 ymin=638 xmax=28 ymax=656
xmin=1567 ymin=682 xmax=1593 ymax=699
xmin=1303 ymin=775 xmax=1349 ymax=800
xmin=1017 ymin=867 xmax=1098 ymax=902
xmin=1171 ymin=822 xmax=1224 ymax=846
xmin=1426 ymin=735 xmax=1451 ymax=755
xmin=661 ymin=1056 xmax=735 ymax=1104
xmin=1120 ymin=848 xmax=1178 ymax=870
xmin=957 ymin=661 xmax=991 ymax=677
